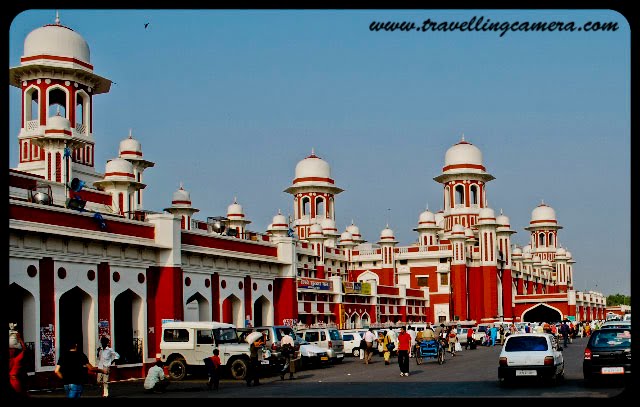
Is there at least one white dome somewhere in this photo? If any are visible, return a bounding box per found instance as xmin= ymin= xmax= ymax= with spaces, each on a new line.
xmin=294 ymin=152 xmax=331 ymax=180
xmin=512 ymin=246 xmax=522 ymax=255
xmin=524 ymin=252 xmax=532 ymax=259
xmin=532 ymin=255 xmax=541 ymax=262
xmin=479 ymin=207 xmax=496 ymax=219
xmin=119 ymin=135 xmax=142 ymax=157
xmin=531 ymin=203 xmax=557 ymax=222
xmin=272 ymin=213 xmax=287 ymax=226
xmin=227 ymin=201 xmax=244 ymax=216
xmin=523 ymin=244 xmax=531 ymax=254
xmin=434 ymin=212 xmax=445 ymax=228
xmin=419 ymin=210 xmax=435 ymax=224
xmin=451 ymin=224 xmax=465 ymax=234
xmin=104 ymin=158 xmax=134 ymax=179
xmin=24 ymin=24 xmax=90 ymax=64
xmin=496 ymin=213 xmax=510 ymax=226
xmin=380 ymin=227 xmax=395 ymax=239
xmin=346 ymin=222 xmax=360 ymax=236
xmin=321 ymin=218 xmax=337 ymax=231
xmin=172 ymin=186 xmax=191 ymax=204
xmin=444 ymin=139 xmax=483 ymax=167
xmin=541 ymin=259 xmax=550 ymax=266
xmin=339 ymin=231 xmax=353 ymax=243
xmin=46 ymin=114 xmax=71 ymax=130
xmin=556 ymin=247 xmax=566 ymax=256
xmin=565 ymin=251 xmax=572 ymax=259
xmin=309 ymin=223 xmax=324 ymax=237
xmin=465 ymin=228 xmax=475 ymax=238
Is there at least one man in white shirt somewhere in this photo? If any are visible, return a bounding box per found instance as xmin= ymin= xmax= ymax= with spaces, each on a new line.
xmin=280 ymin=331 xmax=296 ymax=380
xmin=144 ymin=360 xmax=170 ymax=394
xmin=96 ymin=336 xmax=120 ymax=398
xmin=406 ymin=326 xmax=417 ymax=357
xmin=363 ymin=328 xmax=376 ymax=364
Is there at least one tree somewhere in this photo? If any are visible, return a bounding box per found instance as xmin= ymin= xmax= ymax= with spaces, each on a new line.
xmin=606 ymin=294 xmax=631 ymax=306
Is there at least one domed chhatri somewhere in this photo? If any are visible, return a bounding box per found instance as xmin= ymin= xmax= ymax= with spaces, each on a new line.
xmin=434 ymin=135 xmax=495 ymax=183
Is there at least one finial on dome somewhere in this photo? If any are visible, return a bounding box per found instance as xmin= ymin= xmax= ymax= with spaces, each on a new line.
xmin=56 ymin=106 xmax=61 ymax=116
xmin=351 ymin=219 xmax=355 ymax=225
xmin=55 ymin=10 xmax=60 ymax=25
xmin=500 ymin=208 xmax=503 ymax=215
xmin=311 ymin=147 xmax=314 ymax=155
xmin=541 ymin=199 xmax=545 ymax=205
xmin=277 ymin=209 xmax=282 ymax=215
xmin=233 ymin=196 xmax=237 ymax=204
xmin=179 ymin=181 xmax=184 ymax=190
xmin=461 ymin=133 xmax=465 ymax=141
xmin=426 ymin=202 xmax=429 ymax=211
xmin=128 ymin=129 xmax=133 ymax=139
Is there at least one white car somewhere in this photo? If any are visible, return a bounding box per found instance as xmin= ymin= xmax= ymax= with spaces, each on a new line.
xmin=297 ymin=336 xmax=330 ymax=367
xmin=498 ymin=333 xmax=565 ymax=387
xmin=341 ymin=330 xmax=364 ymax=357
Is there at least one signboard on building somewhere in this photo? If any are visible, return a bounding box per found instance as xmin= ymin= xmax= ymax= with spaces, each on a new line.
xmin=298 ymin=277 xmax=332 ymax=290
xmin=343 ymin=282 xmax=372 ymax=295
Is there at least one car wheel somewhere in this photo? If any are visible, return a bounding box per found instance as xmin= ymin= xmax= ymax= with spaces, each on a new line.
xmin=167 ymin=358 xmax=187 ymax=381
xmin=353 ymin=348 xmax=360 ymax=357
xmin=229 ymin=358 xmax=249 ymax=380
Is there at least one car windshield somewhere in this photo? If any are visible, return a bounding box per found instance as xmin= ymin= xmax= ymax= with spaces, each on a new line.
xmin=214 ymin=327 xmax=240 ymax=344
xmin=505 ymin=336 xmax=548 ymax=351
xmin=590 ymin=329 xmax=631 ymax=349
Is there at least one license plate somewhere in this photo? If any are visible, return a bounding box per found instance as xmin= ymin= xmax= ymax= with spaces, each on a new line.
xmin=320 ymin=356 xmax=328 ymax=361
xmin=337 ymin=354 xmax=344 ymax=358
xmin=260 ymin=360 xmax=269 ymax=365
xmin=601 ymin=367 xmax=624 ymax=374
xmin=515 ymin=370 xmax=537 ymax=376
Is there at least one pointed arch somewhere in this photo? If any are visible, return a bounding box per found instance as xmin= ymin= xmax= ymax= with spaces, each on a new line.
xmin=253 ymin=295 xmax=273 ymax=327
xmin=221 ymin=294 xmax=243 ymax=327
xmin=521 ymin=303 xmax=563 ymax=323
xmin=113 ymin=289 xmax=144 ymax=364
xmin=357 ymin=270 xmax=379 ymax=284
xmin=58 ymin=286 xmax=95 ymax=359
xmin=185 ymin=292 xmax=210 ymax=322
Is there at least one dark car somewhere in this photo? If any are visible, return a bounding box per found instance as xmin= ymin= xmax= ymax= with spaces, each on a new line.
xmin=583 ymin=327 xmax=631 ymax=386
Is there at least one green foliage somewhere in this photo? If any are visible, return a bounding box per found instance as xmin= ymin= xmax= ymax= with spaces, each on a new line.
xmin=606 ymin=294 xmax=631 ymax=306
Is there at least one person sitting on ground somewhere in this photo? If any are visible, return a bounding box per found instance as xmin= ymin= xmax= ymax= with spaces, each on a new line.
xmin=144 ymin=360 xmax=170 ymax=394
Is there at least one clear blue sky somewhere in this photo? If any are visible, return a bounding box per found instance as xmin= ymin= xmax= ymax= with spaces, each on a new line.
xmin=8 ymin=9 xmax=630 ymax=296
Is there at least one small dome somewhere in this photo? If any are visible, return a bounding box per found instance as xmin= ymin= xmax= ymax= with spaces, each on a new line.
xmin=541 ymin=259 xmax=550 ymax=266
xmin=321 ymin=218 xmax=337 ymax=232
xmin=380 ymin=226 xmax=395 ymax=239
xmin=465 ymin=228 xmax=475 ymax=238
xmin=339 ymin=231 xmax=353 ymax=243
xmin=419 ymin=209 xmax=435 ymax=224
xmin=24 ymin=23 xmax=91 ymax=65
xmin=556 ymin=247 xmax=566 ymax=256
xmin=565 ymin=251 xmax=572 ymax=259
xmin=104 ymin=158 xmax=134 ymax=179
xmin=451 ymin=224 xmax=465 ymax=234
xmin=532 ymin=255 xmax=541 ymax=263
xmin=272 ymin=213 xmax=287 ymax=227
xmin=479 ymin=207 xmax=496 ymax=219
xmin=346 ymin=222 xmax=360 ymax=236
xmin=309 ymin=223 xmax=324 ymax=237
xmin=46 ymin=114 xmax=71 ymax=130
xmin=444 ymin=139 xmax=483 ymax=168
xmin=294 ymin=151 xmax=331 ymax=180
xmin=496 ymin=213 xmax=510 ymax=226
xmin=119 ymin=131 xmax=142 ymax=157
xmin=523 ymin=252 xmax=532 ymax=259
xmin=434 ymin=212 xmax=445 ymax=228
xmin=523 ymin=244 xmax=531 ymax=254
xmin=531 ymin=202 xmax=557 ymax=223
xmin=512 ymin=246 xmax=522 ymax=256
xmin=172 ymin=186 xmax=192 ymax=204
xmin=227 ymin=200 xmax=244 ymax=216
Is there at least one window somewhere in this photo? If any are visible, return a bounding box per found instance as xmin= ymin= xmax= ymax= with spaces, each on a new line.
xmin=329 ymin=329 xmax=341 ymax=340
xmin=321 ymin=331 xmax=326 ymax=341
xmin=440 ymin=273 xmax=448 ymax=286
xmin=316 ymin=197 xmax=325 ymax=217
xmin=538 ymin=233 xmax=545 ymax=247
xmin=343 ymin=334 xmax=354 ymax=341
xmin=470 ymin=185 xmax=478 ymax=205
xmin=455 ymin=185 xmax=465 ymax=205
xmin=399 ymin=259 xmax=407 ymax=265
xmin=417 ymin=276 xmax=429 ymax=287
xmin=197 ymin=329 xmax=214 ymax=344
xmin=163 ymin=329 xmax=190 ymax=342
xmin=213 ymin=328 xmax=239 ymax=344
xmin=305 ymin=332 xmax=319 ymax=342
xmin=302 ymin=197 xmax=310 ymax=216
xmin=505 ymin=336 xmax=548 ymax=352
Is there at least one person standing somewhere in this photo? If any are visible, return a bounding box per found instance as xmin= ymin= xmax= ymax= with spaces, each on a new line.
xmin=397 ymin=326 xmax=411 ymax=376
xmin=447 ymin=326 xmax=457 ymax=356
xmin=406 ymin=326 xmax=416 ymax=357
xmin=144 ymin=359 xmax=170 ymax=394
xmin=489 ymin=325 xmax=498 ymax=346
xmin=466 ymin=327 xmax=474 ymax=350
xmin=382 ymin=330 xmax=394 ymax=365
xmin=206 ymin=349 xmax=221 ymax=390
xmin=55 ymin=341 xmax=101 ymax=398
xmin=363 ymin=328 xmax=376 ymax=365
xmin=498 ymin=325 xmax=505 ymax=345
xmin=96 ymin=336 xmax=120 ymax=398
xmin=8 ymin=328 xmax=28 ymax=399
xmin=280 ymin=331 xmax=296 ymax=380
xmin=246 ymin=332 xmax=266 ymax=386
xmin=560 ymin=321 xmax=570 ymax=347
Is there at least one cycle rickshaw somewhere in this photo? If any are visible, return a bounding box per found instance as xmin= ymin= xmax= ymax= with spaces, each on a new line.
xmin=414 ymin=338 xmax=446 ymax=365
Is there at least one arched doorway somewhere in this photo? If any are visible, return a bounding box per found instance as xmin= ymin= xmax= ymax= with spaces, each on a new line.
xmin=521 ymin=304 xmax=562 ymax=323
xmin=349 ymin=313 xmax=361 ymax=329
xmin=185 ymin=292 xmax=210 ymax=322
xmin=221 ymin=295 xmax=242 ymax=326
xmin=253 ymin=295 xmax=272 ymax=327
xmin=361 ymin=313 xmax=370 ymax=328
xmin=8 ymin=283 xmax=36 ymax=372
xmin=59 ymin=287 xmax=93 ymax=356
xmin=114 ymin=289 xmax=144 ymax=364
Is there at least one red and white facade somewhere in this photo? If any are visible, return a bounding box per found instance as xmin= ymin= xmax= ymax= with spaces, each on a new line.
xmin=8 ymin=17 xmax=608 ymax=390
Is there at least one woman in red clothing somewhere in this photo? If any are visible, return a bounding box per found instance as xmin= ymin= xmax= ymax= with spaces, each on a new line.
xmin=9 ymin=330 xmax=28 ymax=398
xmin=397 ymin=326 xmax=412 ymax=376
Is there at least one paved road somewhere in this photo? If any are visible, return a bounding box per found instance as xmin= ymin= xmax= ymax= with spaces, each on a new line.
xmin=29 ymin=337 xmax=631 ymax=398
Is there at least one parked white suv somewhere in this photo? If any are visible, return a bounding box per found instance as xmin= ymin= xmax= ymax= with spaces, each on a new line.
xmin=340 ymin=330 xmax=364 ymax=357
xmin=160 ymin=321 xmax=251 ymax=381
xmin=296 ymin=327 xmax=345 ymax=363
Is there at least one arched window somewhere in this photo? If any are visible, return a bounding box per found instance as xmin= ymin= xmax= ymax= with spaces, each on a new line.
xmin=316 ymin=197 xmax=325 ymax=218
xmin=455 ymin=184 xmax=464 ymax=205
xmin=25 ymin=87 xmax=39 ymax=122
xmin=444 ymin=186 xmax=450 ymax=208
xmin=538 ymin=232 xmax=545 ymax=247
xmin=48 ymin=87 xmax=67 ymax=118
xmin=302 ymin=197 xmax=310 ymax=216
xmin=548 ymin=233 xmax=554 ymax=246
xmin=470 ymin=185 xmax=478 ymax=205
xmin=22 ymin=142 xmax=29 ymax=161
